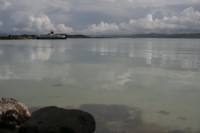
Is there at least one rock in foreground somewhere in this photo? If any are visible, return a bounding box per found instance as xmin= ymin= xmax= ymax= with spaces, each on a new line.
xmin=18 ymin=106 xmax=96 ymax=133
xmin=0 ymin=98 xmax=31 ymax=130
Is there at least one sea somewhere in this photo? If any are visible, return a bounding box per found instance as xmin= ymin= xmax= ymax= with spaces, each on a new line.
xmin=0 ymin=38 xmax=200 ymax=133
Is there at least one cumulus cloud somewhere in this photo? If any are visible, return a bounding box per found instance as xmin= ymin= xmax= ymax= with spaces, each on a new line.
xmin=85 ymin=7 xmax=200 ymax=34
xmin=122 ymin=7 xmax=200 ymax=33
xmin=13 ymin=14 xmax=73 ymax=33
xmin=86 ymin=21 xmax=119 ymax=33
xmin=0 ymin=0 xmax=71 ymax=34
xmin=56 ymin=24 xmax=73 ymax=33
xmin=0 ymin=0 xmax=200 ymax=34
xmin=28 ymin=15 xmax=54 ymax=32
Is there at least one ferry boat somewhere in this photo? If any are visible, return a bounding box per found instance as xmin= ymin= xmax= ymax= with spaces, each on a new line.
xmin=36 ymin=30 xmax=67 ymax=39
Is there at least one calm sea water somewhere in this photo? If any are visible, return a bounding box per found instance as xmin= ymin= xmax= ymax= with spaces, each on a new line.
xmin=0 ymin=39 xmax=200 ymax=132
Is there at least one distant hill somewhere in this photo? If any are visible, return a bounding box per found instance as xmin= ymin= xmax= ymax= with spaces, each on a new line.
xmin=129 ymin=33 xmax=200 ymax=38
xmin=67 ymin=34 xmax=90 ymax=38
xmin=95 ymin=33 xmax=200 ymax=38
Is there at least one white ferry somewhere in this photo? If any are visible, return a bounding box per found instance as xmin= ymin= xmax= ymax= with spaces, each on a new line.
xmin=36 ymin=30 xmax=67 ymax=39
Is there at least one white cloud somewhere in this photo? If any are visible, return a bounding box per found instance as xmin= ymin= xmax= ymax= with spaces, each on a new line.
xmin=0 ymin=0 xmax=71 ymax=34
xmin=13 ymin=14 xmax=73 ymax=33
xmin=56 ymin=24 xmax=73 ymax=33
xmin=181 ymin=7 xmax=200 ymax=21
xmin=124 ymin=7 xmax=200 ymax=33
xmin=86 ymin=21 xmax=119 ymax=33
xmin=0 ymin=0 xmax=11 ymax=10
xmin=1 ymin=0 xmax=200 ymax=34
xmin=28 ymin=15 xmax=54 ymax=32
xmin=84 ymin=7 xmax=200 ymax=34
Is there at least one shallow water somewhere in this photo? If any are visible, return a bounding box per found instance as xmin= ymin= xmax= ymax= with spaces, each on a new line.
xmin=0 ymin=38 xmax=200 ymax=132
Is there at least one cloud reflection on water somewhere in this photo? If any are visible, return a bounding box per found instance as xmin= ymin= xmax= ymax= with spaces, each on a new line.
xmin=0 ymin=39 xmax=199 ymax=81
xmin=0 ymin=39 xmax=200 ymax=131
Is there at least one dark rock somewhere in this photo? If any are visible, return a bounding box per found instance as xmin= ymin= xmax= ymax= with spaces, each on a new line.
xmin=18 ymin=106 xmax=96 ymax=133
xmin=0 ymin=110 xmax=21 ymax=129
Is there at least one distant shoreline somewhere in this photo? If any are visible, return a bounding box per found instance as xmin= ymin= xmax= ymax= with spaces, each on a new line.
xmin=1 ymin=33 xmax=200 ymax=40
xmin=0 ymin=34 xmax=90 ymax=40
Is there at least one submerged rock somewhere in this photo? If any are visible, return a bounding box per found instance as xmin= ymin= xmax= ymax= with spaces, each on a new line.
xmin=0 ymin=98 xmax=31 ymax=129
xmin=80 ymin=104 xmax=142 ymax=133
xmin=18 ymin=106 xmax=96 ymax=133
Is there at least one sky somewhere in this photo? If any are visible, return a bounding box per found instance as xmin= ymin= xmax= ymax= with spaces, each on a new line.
xmin=0 ymin=0 xmax=200 ymax=35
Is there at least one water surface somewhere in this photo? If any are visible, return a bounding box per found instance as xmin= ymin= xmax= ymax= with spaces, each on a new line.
xmin=0 ymin=39 xmax=200 ymax=132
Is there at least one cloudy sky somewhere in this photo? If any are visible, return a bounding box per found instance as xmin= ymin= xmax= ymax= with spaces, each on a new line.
xmin=0 ymin=0 xmax=200 ymax=35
